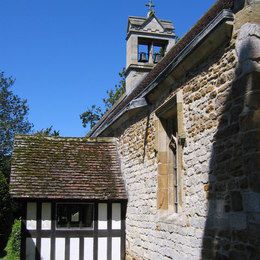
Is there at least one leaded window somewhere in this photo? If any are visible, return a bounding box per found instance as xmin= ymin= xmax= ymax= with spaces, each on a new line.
xmin=56 ymin=203 xmax=93 ymax=229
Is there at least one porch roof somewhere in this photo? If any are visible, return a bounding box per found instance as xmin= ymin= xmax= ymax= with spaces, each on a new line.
xmin=10 ymin=135 xmax=127 ymax=200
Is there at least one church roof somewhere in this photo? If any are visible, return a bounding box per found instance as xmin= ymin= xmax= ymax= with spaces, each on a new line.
xmin=10 ymin=135 xmax=127 ymax=200
xmin=89 ymin=0 xmax=235 ymax=137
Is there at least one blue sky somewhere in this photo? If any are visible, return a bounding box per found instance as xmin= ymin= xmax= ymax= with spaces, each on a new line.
xmin=0 ymin=0 xmax=215 ymax=136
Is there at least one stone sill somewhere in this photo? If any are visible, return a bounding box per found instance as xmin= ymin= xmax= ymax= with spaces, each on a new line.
xmin=156 ymin=210 xmax=188 ymax=225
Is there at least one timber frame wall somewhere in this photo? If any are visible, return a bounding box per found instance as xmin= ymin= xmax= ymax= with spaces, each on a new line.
xmin=20 ymin=200 xmax=127 ymax=260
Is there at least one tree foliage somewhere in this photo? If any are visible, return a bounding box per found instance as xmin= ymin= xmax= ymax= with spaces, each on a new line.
xmin=80 ymin=68 xmax=126 ymax=129
xmin=80 ymin=105 xmax=103 ymax=129
xmin=5 ymin=219 xmax=21 ymax=259
xmin=0 ymin=154 xmax=11 ymax=180
xmin=34 ymin=126 xmax=60 ymax=137
xmin=0 ymin=170 xmax=12 ymax=254
xmin=0 ymin=71 xmax=32 ymax=256
xmin=103 ymin=69 xmax=126 ymax=110
xmin=0 ymin=72 xmax=33 ymax=156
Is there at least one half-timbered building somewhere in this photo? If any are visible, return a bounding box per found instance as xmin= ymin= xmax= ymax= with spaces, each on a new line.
xmin=10 ymin=136 xmax=127 ymax=260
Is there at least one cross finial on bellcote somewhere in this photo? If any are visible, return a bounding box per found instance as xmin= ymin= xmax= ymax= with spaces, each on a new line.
xmin=145 ymin=0 xmax=155 ymax=16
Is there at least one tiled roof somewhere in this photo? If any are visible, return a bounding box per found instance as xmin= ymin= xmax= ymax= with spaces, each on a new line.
xmin=89 ymin=0 xmax=235 ymax=137
xmin=10 ymin=135 xmax=127 ymax=200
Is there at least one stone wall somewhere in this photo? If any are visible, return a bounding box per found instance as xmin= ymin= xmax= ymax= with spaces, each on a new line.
xmin=114 ymin=4 xmax=260 ymax=260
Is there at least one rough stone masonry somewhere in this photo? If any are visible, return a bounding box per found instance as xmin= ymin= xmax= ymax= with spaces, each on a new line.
xmin=90 ymin=0 xmax=260 ymax=259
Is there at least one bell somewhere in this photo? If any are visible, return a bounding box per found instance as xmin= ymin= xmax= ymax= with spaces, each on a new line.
xmin=139 ymin=52 xmax=148 ymax=62
xmin=153 ymin=53 xmax=162 ymax=63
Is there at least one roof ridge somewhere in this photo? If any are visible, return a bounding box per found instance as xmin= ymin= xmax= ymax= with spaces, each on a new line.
xmin=15 ymin=134 xmax=117 ymax=143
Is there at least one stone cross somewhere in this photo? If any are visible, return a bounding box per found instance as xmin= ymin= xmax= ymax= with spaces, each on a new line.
xmin=146 ymin=0 xmax=155 ymax=14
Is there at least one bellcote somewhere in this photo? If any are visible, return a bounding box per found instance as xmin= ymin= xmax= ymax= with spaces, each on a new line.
xmin=125 ymin=12 xmax=175 ymax=94
xmin=127 ymin=14 xmax=174 ymax=39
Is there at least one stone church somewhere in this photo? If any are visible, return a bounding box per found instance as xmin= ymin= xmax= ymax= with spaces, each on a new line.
xmin=10 ymin=0 xmax=260 ymax=259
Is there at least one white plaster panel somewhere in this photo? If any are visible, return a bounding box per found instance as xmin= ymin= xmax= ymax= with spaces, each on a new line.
xmin=70 ymin=238 xmax=80 ymax=260
xmin=26 ymin=237 xmax=36 ymax=260
xmin=84 ymin=237 xmax=93 ymax=260
xmin=41 ymin=238 xmax=51 ymax=260
xmin=55 ymin=238 xmax=65 ymax=260
xmin=112 ymin=203 xmax=121 ymax=230
xmin=98 ymin=203 xmax=107 ymax=230
xmin=41 ymin=203 xmax=51 ymax=230
xmin=112 ymin=237 xmax=121 ymax=260
xmin=26 ymin=202 xmax=37 ymax=230
xmin=98 ymin=237 xmax=107 ymax=260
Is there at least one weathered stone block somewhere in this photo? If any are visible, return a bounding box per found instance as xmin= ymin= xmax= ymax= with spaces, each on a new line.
xmin=216 ymin=252 xmax=229 ymax=260
xmin=157 ymin=163 xmax=169 ymax=175
xmin=242 ymin=130 xmax=260 ymax=153
xmin=231 ymin=191 xmax=243 ymax=211
xmin=230 ymin=213 xmax=247 ymax=230
xmin=157 ymin=189 xmax=168 ymax=210
xmin=158 ymin=174 xmax=168 ymax=190
xmin=240 ymin=109 xmax=260 ymax=132
xmin=243 ymin=192 xmax=260 ymax=212
xmin=229 ymin=250 xmax=247 ymax=260
xmin=157 ymin=151 xmax=168 ymax=164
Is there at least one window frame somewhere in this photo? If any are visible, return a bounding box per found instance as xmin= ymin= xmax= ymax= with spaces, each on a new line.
xmin=155 ymin=90 xmax=185 ymax=213
xmin=55 ymin=202 xmax=94 ymax=230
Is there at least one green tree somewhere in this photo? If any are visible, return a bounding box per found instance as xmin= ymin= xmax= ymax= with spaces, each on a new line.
xmin=0 ymin=154 xmax=11 ymax=182
xmin=80 ymin=68 xmax=126 ymax=129
xmin=103 ymin=68 xmax=126 ymax=110
xmin=0 ymin=170 xmax=12 ymax=255
xmin=0 ymin=71 xmax=32 ymax=256
xmin=34 ymin=126 xmax=60 ymax=137
xmin=80 ymin=105 xmax=103 ymax=129
xmin=0 ymin=72 xmax=33 ymax=157
xmin=4 ymin=219 xmax=21 ymax=259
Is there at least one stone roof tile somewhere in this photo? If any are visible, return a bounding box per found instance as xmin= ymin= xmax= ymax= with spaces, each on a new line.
xmin=10 ymin=135 xmax=127 ymax=200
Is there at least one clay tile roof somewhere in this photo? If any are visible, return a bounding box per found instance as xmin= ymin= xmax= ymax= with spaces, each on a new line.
xmin=10 ymin=135 xmax=127 ymax=200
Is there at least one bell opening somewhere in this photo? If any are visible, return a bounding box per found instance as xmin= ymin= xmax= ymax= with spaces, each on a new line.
xmin=138 ymin=44 xmax=149 ymax=63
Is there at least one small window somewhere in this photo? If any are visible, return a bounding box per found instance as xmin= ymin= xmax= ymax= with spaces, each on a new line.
xmin=155 ymin=90 xmax=185 ymax=213
xmin=56 ymin=203 xmax=93 ymax=229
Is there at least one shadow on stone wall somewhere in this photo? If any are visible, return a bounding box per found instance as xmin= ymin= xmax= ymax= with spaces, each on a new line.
xmin=142 ymin=113 xmax=151 ymax=162
xmin=201 ymin=25 xmax=260 ymax=260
